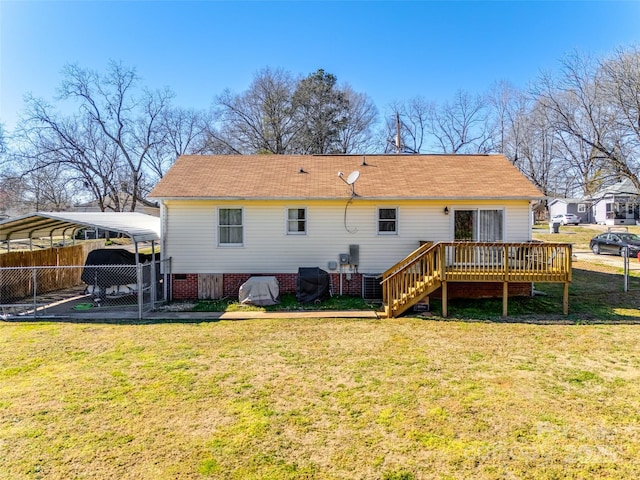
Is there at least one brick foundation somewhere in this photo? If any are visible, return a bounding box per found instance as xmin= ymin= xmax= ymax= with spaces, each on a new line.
xmin=171 ymin=273 xmax=531 ymax=301
xmin=222 ymin=273 xmax=363 ymax=298
xmin=171 ymin=273 xmax=198 ymax=300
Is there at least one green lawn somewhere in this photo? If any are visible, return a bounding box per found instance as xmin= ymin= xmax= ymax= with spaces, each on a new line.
xmin=2 ymin=317 xmax=640 ymax=479
xmin=3 ymin=225 xmax=640 ymax=478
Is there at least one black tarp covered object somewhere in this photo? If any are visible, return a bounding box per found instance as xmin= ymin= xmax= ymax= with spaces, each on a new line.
xmin=81 ymin=248 xmax=153 ymax=288
xmin=296 ymin=267 xmax=331 ymax=303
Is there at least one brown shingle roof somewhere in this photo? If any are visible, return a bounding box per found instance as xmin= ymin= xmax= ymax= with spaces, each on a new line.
xmin=149 ymin=154 xmax=542 ymax=200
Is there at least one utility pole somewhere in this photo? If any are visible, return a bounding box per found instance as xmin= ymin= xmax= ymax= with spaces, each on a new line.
xmin=395 ymin=112 xmax=402 ymax=154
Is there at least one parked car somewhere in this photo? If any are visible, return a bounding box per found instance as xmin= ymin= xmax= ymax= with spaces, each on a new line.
xmin=589 ymin=232 xmax=640 ymax=256
xmin=552 ymin=213 xmax=581 ymax=225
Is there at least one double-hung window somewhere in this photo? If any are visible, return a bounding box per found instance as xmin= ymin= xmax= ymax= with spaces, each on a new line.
xmin=378 ymin=208 xmax=398 ymax=234
xmin=287 ymin=208 xmax=307 ymax=234
xmin=218 ymin=208 xmax=243 ymax=246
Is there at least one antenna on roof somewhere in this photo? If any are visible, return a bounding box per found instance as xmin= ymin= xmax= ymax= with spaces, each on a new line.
xmin=338 ymin=170 xmax=360 ymax=196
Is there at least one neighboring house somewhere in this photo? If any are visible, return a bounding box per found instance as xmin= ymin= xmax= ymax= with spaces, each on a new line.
xmin=548 ymin=198 xmax=591 ymax=224
xmin=589 ymin=178 xmax=639 ymax=225
xmin=72 ymin=194 xmax=160 ymax=217
xmin=149 ymin=154 xmax=543 ymax=301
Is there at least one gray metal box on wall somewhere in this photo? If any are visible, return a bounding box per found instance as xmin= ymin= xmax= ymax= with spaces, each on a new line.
xmin=349 ymin=244 xmax=359 ymax=265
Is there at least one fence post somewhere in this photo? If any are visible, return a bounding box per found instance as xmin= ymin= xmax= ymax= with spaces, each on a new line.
xmin=624 ymin=247 xmax=629 ymax=292
xmin=150 ymin=260 xmax=157 ymax=309
xmin=163 ymin=258 xmax=170 ymax=303
xmin=33 ymin=267 xmax=37 ymax=318
xmin=137 ymin=263 xmax=143 ymax=321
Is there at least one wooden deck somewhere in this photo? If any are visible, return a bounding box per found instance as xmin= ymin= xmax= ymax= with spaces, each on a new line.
xmin=381 ymin=241 xmax=572 ymax=318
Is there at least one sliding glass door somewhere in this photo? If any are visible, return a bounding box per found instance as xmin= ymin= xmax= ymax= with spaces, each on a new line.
xmin=454 ymin=209 xmax=504 ymax=241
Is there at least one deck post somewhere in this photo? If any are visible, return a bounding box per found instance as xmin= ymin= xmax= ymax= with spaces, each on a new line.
xmin=503 ymin=245 xmax=509 ymax=317
xmin=503 ymin=282 xmax=508 ymax=317
xmin=442 ymin=281 xmax=448 ymax=317
xmin=563 ymin=282 xmax=569 ymax=315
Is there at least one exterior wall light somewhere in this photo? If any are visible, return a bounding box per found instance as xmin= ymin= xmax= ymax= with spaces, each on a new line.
xmin=444 ymin=207 xmax=449 ymax=215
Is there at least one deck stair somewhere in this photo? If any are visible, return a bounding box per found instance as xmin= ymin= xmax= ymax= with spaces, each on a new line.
xmin=380 ymin=242 xmax=442 ymax=318
xmin=380 ymin=241 xmax=572 ymax=318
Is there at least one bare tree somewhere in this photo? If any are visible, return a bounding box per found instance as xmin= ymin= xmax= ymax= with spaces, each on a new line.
xmin=146 ymin=107 xmax=212 ymax=179
xmin=599 ymin=46 xmax=640 ymax=180
xmin=515 ymin=101 xmax=569 ymax=196
xmin=334 ymin=86 xmax=378 ymax=153
xmin=212 ymin=67 xmax=377 ymax=155
xmin=427 ymin=90 xmax=492 ymax=153
xmin=59 ymin=61 xmax=173 ymax=209
xmin=18 ymin=95 xmax=125 ymax=211
xmin=533 ymin=50 xmax=635 ymax=195
xmin=212 ymin=67 xmax=298 ymax=154
xmin=380 ymin=97 xmax=434 ymax=153
xmin=0 ymin=123 xmax=6 ymax=157
xmin=17 ymin=61 xmax=175 ymax=211
xmin=21 ymin=162 xmax=76 ymax=211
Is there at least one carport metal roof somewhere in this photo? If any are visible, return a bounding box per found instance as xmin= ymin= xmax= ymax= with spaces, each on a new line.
xmin=0 ymin=212 xmax=161 ymax=247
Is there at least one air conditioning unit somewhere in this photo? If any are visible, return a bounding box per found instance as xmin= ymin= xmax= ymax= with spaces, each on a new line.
xmin=362 ymin=274 xmax=382 ymax=300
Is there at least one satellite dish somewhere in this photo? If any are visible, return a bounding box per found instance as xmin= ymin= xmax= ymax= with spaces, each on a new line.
xmin=346 ymin=171 xmax=360 ymax=185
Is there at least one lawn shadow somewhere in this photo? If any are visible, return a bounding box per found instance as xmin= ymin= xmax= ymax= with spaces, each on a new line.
xmin=408 ymin=267 xmax=640 ymax=324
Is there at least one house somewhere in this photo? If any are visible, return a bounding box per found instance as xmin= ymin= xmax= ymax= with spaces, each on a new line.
xmin=72 ymin=194 xmax=160 ymax=217
xmin=588 ymin=178 xmax=639 ymax=225
xmin=149 ymin=154 xmax=548 ymax=307
xmin=548 ymin=198 xmax=591 ymax=223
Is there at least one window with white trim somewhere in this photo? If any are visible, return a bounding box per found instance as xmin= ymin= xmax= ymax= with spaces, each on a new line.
xmin=577 ymin=204 xmax=586 ymax=213
xmin=378 ymin=208 xmax=398 ymax=234
xmin=287 ymin=208 xmax=306 ymax=234
xmin=218 ymin=208 xmax=243 ymax=245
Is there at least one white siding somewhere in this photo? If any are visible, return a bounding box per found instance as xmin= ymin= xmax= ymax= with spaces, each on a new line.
xmin=163 ymin=199 xmax=534 ymax=274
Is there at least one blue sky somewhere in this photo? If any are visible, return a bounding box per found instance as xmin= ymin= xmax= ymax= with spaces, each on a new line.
xmin=1 ymin=1 xmax=640 ymax=132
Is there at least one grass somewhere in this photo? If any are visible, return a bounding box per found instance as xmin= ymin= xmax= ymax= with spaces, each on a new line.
xmin=3 ymin=224 xmax=640 ymax=478
xmin=2 ymin=318 xmax=640 ymax=479
xmin=533 ymin=222 xmax=640 ymax=251
xmin=191 ymin=266 xmax=640 ymax=322
xmin=193 ymin=293 xmax=376 ymax=313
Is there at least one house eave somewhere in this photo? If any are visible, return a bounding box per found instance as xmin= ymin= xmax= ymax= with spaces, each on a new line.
xmin=151 ymin=195 xmax=542 ymax=202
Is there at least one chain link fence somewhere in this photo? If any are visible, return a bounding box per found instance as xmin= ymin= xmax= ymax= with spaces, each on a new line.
xmin=0 ymin=259 xmax=171 ymax=320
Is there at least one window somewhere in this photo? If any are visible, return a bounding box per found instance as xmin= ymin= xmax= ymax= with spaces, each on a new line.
xmin=454 ymin=209 xmax=504 ymax=241
xmin=218 ymin=208 xmax=243 ymax=245
xmin=577 ymin=204 xmax=586 ymax=213
xmin=378 ymin=208 xmax=398 ymax=234
xmin=287 ymin=208 xmax=306 ymax=234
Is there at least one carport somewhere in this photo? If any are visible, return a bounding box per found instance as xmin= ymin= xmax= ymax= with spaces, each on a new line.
xmin=0 ymin=212 xmax=161 ymax=260
xmin=1 ymin=212 xmax=163 ymax=319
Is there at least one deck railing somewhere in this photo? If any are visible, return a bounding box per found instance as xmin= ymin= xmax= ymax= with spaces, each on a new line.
xmin=381 ymin=241 xmax=572 ymax=317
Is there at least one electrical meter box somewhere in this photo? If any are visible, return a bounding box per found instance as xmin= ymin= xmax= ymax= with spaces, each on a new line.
xmin=349 ymin=245 xmax=360 ymax=265
xmin=339 ymin=253 xmax=350 ymax=265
